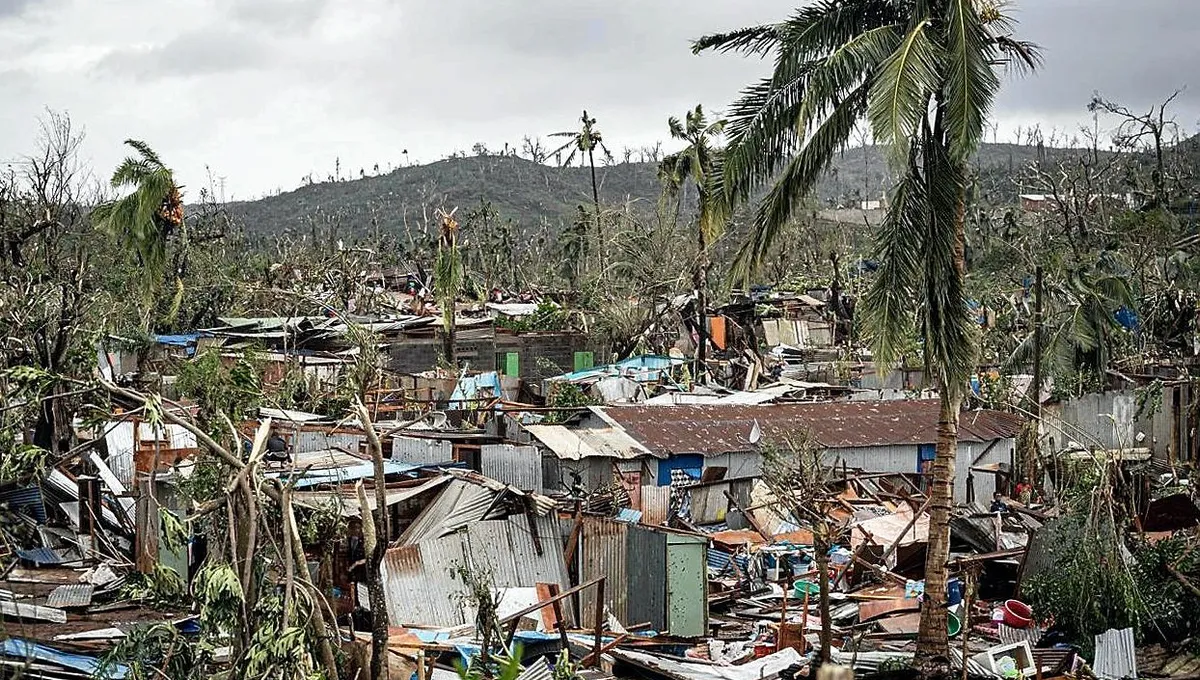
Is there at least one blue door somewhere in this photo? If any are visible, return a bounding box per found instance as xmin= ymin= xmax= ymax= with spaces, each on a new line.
xmin=658 ymin=454 xmax=703 ymax=486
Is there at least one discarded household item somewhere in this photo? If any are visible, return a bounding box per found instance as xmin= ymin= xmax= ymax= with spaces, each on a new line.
xmin=1093 ymin=627 xmax=1137 ymax=680
xmin=971 ymin=641 xmax=1036 ymax=679
xmin=947 ymin=577 xmax=963 ymax=606
xmin=1002 ymin=599 xmax=1033 ymax=628
xmin=948 ymin=611 xmax=962 ymax=637
xmin=793 ymin=580 xmax=820 ymax=598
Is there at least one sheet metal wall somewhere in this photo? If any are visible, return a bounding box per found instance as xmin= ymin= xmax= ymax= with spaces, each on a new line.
xmin=391 ymin=436 xmax=453 ymax=465
xmin=687 ymin=479 xmax=753 ymax=525
xmin=640 ymin=486 xmax=672 ymax=526
xmin=293 ymin=430 xmax=364 ymax=455
xmin=625 ymin=525 xmax=668 ymax=631
xmin=824 ymin=441 xmax=1015 ymax=502
xmin=703 ymin=451 xmax=761 ymax=479
xmin=480 ymin=444 xmax=543 ymax=491
xmin=383 ymin=514 xmax=570 ymax=627
xmin=1043 ymin=388 xmax=1193 ymax=462
xmin=578 ymin=517 xmax=629 ymax=624
xmin=104 ymin=422 xmax=137 ymax=488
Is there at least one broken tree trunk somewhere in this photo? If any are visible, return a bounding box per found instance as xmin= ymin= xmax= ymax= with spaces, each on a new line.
xmin=356 ymin=401 xmax=391 ymax=680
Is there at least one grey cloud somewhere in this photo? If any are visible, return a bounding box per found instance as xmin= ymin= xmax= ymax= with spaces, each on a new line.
xmin=995 ymin=0 xmax=1200 ymax=130
xmin=228 ymin=0 xmax=328 ymax=33
xmin=0 ymin=0 xmax=34 ymax=19
xmin=93 ymin=26 xmax=271 ymax=80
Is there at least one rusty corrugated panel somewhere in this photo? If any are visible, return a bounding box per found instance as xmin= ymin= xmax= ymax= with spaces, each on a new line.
xmin=601 ymin=402 xmax=1023 ymax=454
xmin=381 ymin=537 xmax=470 ymax=627
xmin=641 ymin=486 xmax=671 ymax=526
xmin=463 ymin=514 xmax=573 ymax=624
xmin=480 ymin=444 xmax=543 ymax=491
xmin=578 ymin=517 xmax=628 ymax=624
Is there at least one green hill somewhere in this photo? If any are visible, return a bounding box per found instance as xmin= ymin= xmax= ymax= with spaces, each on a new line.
xmin=227 ymin=142 xmax=1116 ymax=238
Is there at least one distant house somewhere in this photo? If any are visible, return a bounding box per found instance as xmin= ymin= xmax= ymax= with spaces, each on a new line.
xmin=519 ymin=401 xmax=1023 ymax=504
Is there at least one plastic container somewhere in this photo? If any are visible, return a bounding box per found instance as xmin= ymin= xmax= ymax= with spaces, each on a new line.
xmin=1001 ymin=600 xmax=1033 ymax=628
xmin=947 ymin=578 xmax=963 ymax=606
xmin=948 ymin=611 xmax=962 ymax=637
xmin=793 ymin=580 xmax=821 ymax=599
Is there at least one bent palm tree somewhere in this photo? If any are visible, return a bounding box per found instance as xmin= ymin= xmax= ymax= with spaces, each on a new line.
xmin=659 ymin=105 xmax=728 ymax=382
xmin=92 ymin=140 xmax=184 ymax=325
xmin=696 ymin=0 xmax=1038 ymax=660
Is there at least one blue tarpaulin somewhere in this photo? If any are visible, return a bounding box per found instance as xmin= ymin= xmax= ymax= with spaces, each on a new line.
xmin=2 ymin=639 xmax=128 ymax=679
xmin=450 ymin=371 xmax=503 ymax=410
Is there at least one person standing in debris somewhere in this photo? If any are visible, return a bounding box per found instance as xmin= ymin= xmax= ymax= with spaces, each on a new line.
xmin=989 ymin=491 xmax=1009 ymax=513
xmin=265 ymin=431 xmax=290 ymax=464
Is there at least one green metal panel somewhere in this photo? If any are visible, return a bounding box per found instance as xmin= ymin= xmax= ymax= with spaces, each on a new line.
xmin=504 ymin=352 xmax=520 ymax=377
xmin=573 ymin=351 xmax=594 ymax=371
xmin=665 ymin=534 xmax=707 ymax=638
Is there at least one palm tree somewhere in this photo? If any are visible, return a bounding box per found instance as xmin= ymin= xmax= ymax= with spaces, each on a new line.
xmin=434 ymin=209 xmax=463 ymax=367
xmin=92 ymin=140 xmax=184 ymax=326
xmin=659 ymin=105 xmax=728 ymax=383
xmin=695 ymin=0 xmax=1038 ymax=660
xmin=551 ymin=111 xmax=612 ymax=247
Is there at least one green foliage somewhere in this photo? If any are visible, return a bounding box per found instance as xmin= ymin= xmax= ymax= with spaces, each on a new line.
xmin=243 ymin=593 xmax=325 ymax=680
xmin=495 ymin=302 xmax=570 ymax=333
xmin=192 ymin=561 xmax=245 ymax=636
xmin=122 ymin=564 xmax=188 ymax=607
xmin=0 ymin=438 xmax=49 ymax=484
xmin=544 ymin=382 xmax=600 ymax=424
xmin=104 ymin=622 xmax=210 ymax=680
xmin=175 ymin=348 xmax=264 ymax=432
xmin=454 ymin=647 xmax=524 ymax=680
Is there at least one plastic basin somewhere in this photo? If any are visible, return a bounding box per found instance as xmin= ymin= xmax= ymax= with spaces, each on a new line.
xmin=1002 ymin=600 xmax=1033 ymax=628
xmin=948 ymin=611 xmax=962 ymax=637
xmin=793 ymin=580 xmax=820 ymax=598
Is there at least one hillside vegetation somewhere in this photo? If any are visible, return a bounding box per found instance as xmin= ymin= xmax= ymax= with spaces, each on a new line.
xmin=229 ymin=142 xmax=1103 ymax=237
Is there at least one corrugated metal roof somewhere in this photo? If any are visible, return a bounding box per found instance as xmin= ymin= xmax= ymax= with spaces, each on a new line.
xmin=2 ymin=638 xmax=127 ymax=679
xmin=45 ymin=584 xmax=94 ymax=609
xmin=578 ymin=517 xmax=629 ymax=624
xmin=524 ymin=424 xmax=654 ymax=460
xmin=602 ymin=401 xmax=1023 ymax=455
xmin=293 ymin=476 xmax=451 ymax=517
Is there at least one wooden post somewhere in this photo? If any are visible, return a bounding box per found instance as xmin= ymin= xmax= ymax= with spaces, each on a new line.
xmin=590 ymin=578 xmax=606 ymax=668
xmin=960 ymin=567 xmax=976 ymax=680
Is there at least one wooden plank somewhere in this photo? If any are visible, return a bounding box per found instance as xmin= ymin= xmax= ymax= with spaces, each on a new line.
xmin=876 ymin=612 xmax=922 ymax=635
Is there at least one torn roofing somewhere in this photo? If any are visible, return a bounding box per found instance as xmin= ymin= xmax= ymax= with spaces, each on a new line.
xmin=600 ymin=401 xmax=1024 ymax=456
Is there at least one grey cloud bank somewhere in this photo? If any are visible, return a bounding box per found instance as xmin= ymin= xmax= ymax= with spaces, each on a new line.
xmin=1 ymin=0 xmax=1198 ymax=198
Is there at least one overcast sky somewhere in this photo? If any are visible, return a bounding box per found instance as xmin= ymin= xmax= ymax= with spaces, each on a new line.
xmin=2 ymin=0 xmax=1198 ymax=199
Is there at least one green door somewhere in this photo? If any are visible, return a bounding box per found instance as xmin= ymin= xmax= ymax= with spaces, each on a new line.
xmin=665 ymin=534 xmax=707 ymax=637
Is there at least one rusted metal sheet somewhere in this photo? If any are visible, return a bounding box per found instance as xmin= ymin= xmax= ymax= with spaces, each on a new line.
xmin=480 ymin=444 xmax=542 ymax=491
xmin=577 ymin=517 xmax=628 ymax=624
xmin=859 ymin=598 xmax=920 ymax=622
xmin=381 ymin=538 xmax=470 ymax=627
xmin=602 ymin=401 xmax=1022 ymax=454
xmin=640 ymin=486 xmax=671 ymax=526
xmin=391 ymin=436 xmax=453 ymax=465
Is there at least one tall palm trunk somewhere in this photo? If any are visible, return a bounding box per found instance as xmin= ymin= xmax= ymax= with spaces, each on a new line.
xmin=916 ymin=387 xmax=959 ymax=658
xmin=694 ymin=228 xmax=709 ymax=383
xmin=588 ymin=147 xmax=600 ymax=260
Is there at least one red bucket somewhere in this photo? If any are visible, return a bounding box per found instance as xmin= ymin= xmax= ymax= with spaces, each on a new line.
xmin=1002 ymin=600 xmax=1033 ymax=628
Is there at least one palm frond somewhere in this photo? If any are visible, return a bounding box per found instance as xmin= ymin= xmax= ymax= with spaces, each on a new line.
xmin=730 ymin=82 xmax=869 ymax=284
xmin=860 ymin=156 xmax=927 ymax=368
xmin=795 ymin=23 xmax=904 ymax=137
xmin=942 ymin=0 xmax=1001 ymax=161
xmin=123 ymin=139 xmax=165 ymax=169
xmin=868 ymin=18 xmax=941 ymax=165
xmin=722 ymin=73 xmax=814 ymax=204
xmin=692 ymin=23 xmax=784 ymax=56
xmin=918 ymin=133 xmax=977 ymax=391
xmin=994 ymin=36 xmax=1042 ymax=75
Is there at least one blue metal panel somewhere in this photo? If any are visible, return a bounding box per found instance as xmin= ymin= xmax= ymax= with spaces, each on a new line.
xmin=2 ymin=639 xmax=128 ymax=679
xmin=657 ymin=455 xmax=703 ymax=487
